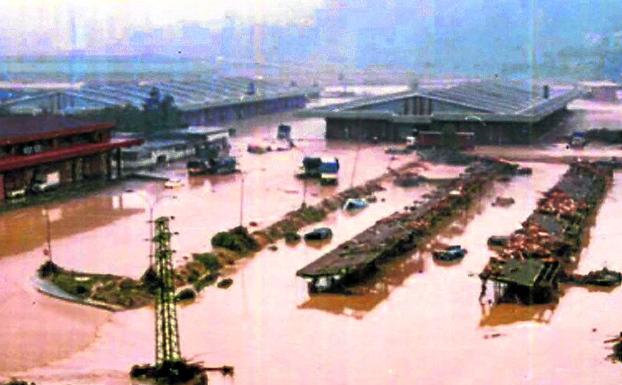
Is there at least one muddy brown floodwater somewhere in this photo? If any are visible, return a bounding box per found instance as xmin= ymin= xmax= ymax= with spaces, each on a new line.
xmin=2 ymin=97 xmax=622 ymax=384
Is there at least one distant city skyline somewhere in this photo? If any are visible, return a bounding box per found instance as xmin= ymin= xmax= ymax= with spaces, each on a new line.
xmin=0 ymin=0 xmax=620 ymax=81
xmin=0 ymin=0 xmax=324 ymax=55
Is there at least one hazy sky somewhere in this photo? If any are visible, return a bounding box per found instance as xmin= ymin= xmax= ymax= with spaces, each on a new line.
xmin=0 ymin=0 xmax=325 ymax=54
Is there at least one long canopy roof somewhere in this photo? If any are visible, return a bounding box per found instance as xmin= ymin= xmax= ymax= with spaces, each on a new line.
xmin=1 ymin=76 xmax=314 ymax=113
xmin=0 ymin=116 xmax=113 ymax=146
xmin=301 ymin=80 xmax=582 ymax=123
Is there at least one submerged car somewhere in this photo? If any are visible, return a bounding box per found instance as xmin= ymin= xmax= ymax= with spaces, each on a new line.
xmin=304 ymin=227 xmax=333 ymax=241
xmin=164 ymin=178 xmax=184 ymax=189
xmin=187 ymin=156 xmax=237 ymax=175
xmin=432 ymin=245 xmax=466 ymax=262
xmin=487 ymin=235 xmax=510 ymax=248
xmin=343 ymin=198 xmax=368 ymax=211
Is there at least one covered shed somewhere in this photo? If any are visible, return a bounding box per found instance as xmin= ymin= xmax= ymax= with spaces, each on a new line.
xmin=299 ymin=80 xmax=582 ymax=145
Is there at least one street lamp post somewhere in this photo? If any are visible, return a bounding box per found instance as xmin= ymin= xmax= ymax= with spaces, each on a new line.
xmin=292 ymin=144 xmax=308 ymax=208
xmin=42 ymin=206 xmax=53 ymax=262
xmin=126 ymin=190 xmax=177 ymax=267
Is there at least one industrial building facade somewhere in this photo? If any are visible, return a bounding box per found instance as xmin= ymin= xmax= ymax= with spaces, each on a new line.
xmin=300 ymin=81 xmax=583 ymax=145
xmin=0 ymin=116 xmax=141 ymax=201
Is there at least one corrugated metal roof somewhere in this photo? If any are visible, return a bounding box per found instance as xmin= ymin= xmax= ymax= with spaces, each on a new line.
xmin=0 ymin=116 xmax=113 ymax=145
xmin=0 ymin=76 xmax=314 ymax=113
xmin=301 ymin=80 xmax=582 ymax=123
xmin=0 ymin=138 xmax=141 ymax=172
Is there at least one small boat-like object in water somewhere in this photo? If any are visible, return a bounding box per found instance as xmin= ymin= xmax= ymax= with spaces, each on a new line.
xmin=432 ymin=245 xmax=467 ymax=262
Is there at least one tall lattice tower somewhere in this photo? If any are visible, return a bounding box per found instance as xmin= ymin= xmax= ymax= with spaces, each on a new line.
xmin=153 ymin=216 xmax=181 ymax=366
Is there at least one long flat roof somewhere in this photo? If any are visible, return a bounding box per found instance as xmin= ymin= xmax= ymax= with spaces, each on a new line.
xmin=0 ymin=116 xmax=114 ymax=146
xmin=486 ymin=259 xmax=560 ymax=288
xmin=0 ymin=138 xmax=141 ymax=172
xmin=299 ymin=80 xmax=582 ymax=123
xmin=1 ymin=76 xmax=318 ymax=113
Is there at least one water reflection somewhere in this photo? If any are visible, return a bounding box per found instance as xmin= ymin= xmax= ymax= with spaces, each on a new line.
xmin=0 ymin=194 xmax=142 ymax=258
xmin=299 ymin=183 xmax=490 ymax=318
xmin=479 ymin=303 xmax=557 ymax=327
xmin=299 ymin=256 xmax=425 ymax=319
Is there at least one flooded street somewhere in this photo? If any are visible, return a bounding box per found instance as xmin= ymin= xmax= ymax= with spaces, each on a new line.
xmin=2 ymin=102 xmax=622 ymax=385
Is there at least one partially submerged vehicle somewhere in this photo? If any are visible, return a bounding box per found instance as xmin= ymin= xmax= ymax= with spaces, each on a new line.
xmin=164 ymin=178 xmax=184 ymax=189
xmin=301 ymin=156 xmax=340 ymax=185
xmin=187 ymin=156 xmax=237 ymax=175
xmin=432 ymin=245 xmax=467 ymax=262
xmin=569 ymin=131 xmax=587 ymax=148
xmin=304 ymin=227 xmax=333 ymax=241
xmin=319 ymin=157 xmax=340 ymax=185
xmin=487 ymin=235 xmax=510 ymax=248
xmin=343 ymin=198 xmax=368 ymax=211
xmin=277 ymin=124 xmax=292 ymax=140
xmin=32 ymin=171 xmax=60 ymax=193
xmin=515 ymin=166 xmax=533 ymax=176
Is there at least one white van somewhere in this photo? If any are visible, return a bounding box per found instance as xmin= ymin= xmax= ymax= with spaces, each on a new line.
xmin=32 ymin=172 xmax=60 ymax=193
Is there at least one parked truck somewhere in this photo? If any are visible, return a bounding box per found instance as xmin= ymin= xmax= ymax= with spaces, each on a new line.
xmin=301 ymin=156 xmax=340 ymax=185
xmin=277 ymin=124 xmax=292 ymax=140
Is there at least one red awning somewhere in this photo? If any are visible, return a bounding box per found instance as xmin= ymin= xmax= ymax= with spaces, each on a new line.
xmin=0 ymin=138 xmax=142 ymax=173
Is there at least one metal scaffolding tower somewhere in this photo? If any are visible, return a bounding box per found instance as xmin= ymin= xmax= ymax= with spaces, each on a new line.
xmin=153 ymin=216 xmax=181 ymax=366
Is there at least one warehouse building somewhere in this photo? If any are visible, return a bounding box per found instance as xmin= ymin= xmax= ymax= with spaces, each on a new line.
xmin=0 ymin=76 xmax=318 ymax=126
xmin=0 ymin=116 xmax=141 ymax=201
xmin=299 ymin=80 xmax=583 ymax=145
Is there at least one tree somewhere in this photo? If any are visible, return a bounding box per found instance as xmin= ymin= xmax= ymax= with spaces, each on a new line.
xmin=143 ymin=87 xmax=161 ymax=112
xmin=142 ymin=89 xmax=184 ymax=132
xmin=160 ymin=94 xmax=181 ymax=130
xmin=75 ymin=89 xmax=185 ymax=134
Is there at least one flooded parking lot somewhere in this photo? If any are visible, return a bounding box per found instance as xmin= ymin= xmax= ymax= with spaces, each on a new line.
xmin=2 ymin=105 xmax=622 ymax=385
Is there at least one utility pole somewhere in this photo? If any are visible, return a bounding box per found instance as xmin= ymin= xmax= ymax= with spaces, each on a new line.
xmin=131 ymin=216 xmax=218 ymax=384
xmin=43 ymin=206 xmax=53 ymax=262
xmin=153 ymin=216 xmax=181 ymax=366
xmin=126 ymin=190 xmax=176 ymax=267
xmin=148 ymin=206 xmax=154 ymax=266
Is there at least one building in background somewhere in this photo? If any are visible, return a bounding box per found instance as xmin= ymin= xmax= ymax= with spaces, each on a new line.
xmin=0 ymin=76 xmax=318 ymax=125
xmin=300 ymin=80 xmax=582 ymax=144
xmin=0 ymin=116 xmax=141 ymax=201
xmin=580 ymin=81 xmax=620 ymax=102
